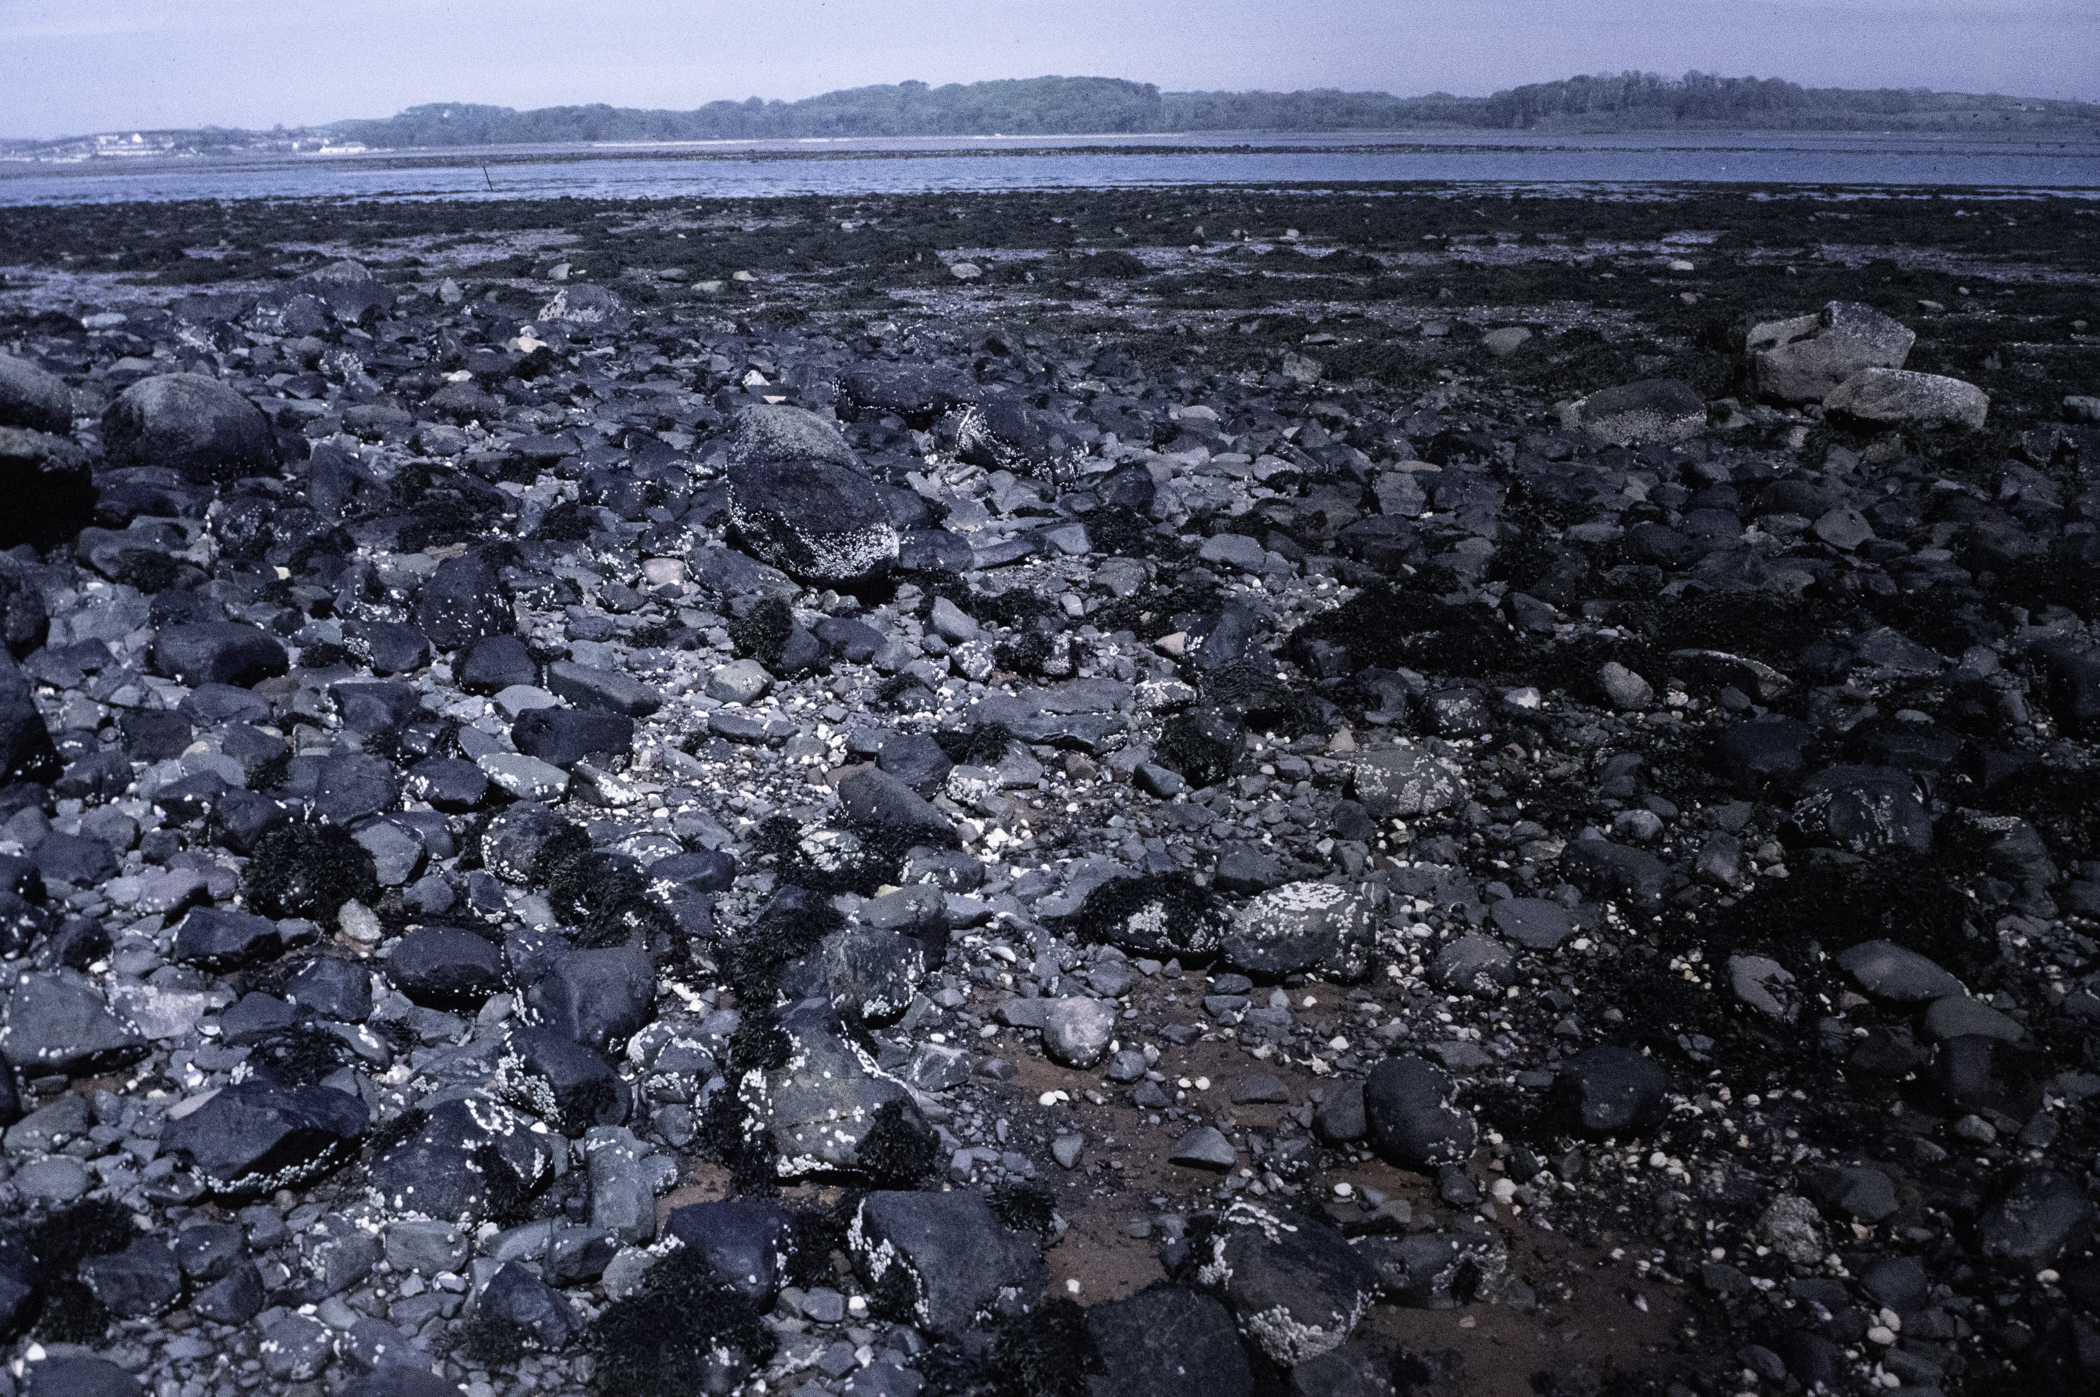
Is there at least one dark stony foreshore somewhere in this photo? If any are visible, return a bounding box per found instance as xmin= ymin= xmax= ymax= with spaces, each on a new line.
xmin=0 ymin=185 xmax=2096 ymax=1397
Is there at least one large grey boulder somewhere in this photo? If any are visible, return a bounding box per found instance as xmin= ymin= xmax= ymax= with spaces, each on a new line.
xmin=726 ymin=405 xmax=898 ymax=586
xmin=1825 ymin=367 xmax=1988 ymax=430
xmin=101 ymin=373 xmax=279 ymax=483
xmin=1747 ymin=301 xmax=1914 ymax=402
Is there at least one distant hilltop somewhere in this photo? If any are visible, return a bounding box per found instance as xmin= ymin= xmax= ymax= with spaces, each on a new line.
xmin=5 ymin=71 xmax=2096 ymax=158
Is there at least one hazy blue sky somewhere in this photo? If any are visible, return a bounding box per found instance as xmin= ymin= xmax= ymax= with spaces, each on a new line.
xmin=4 ymin=0 xmax=2095 ymax=137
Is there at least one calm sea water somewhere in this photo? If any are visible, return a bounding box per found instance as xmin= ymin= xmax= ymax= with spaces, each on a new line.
xmin=2 ymin=130 xmax=2095 ymax=205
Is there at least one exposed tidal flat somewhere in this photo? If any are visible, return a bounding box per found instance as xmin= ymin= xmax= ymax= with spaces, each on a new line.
xmin=3 ymin=129 xmax=2097 ymax=206
xmin=0 ymin=176 xmax=2093 ymax=1396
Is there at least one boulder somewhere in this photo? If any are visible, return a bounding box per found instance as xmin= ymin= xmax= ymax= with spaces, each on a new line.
xmin=1825 ymin=367 xmax=1988 ymax=430
xmin=664 ymin=1199 xmax=797 ymax=1303
xmin=1361 ymin=1055 xmax=1474 ymax=1167
xmin=149 ymin=622 xmax=288 ymax=688
xmin=1558 ymin=1046 xmax=1668 ymax=1136
xmin=101 ymin=374 xmax=278 ymax=483
xmin=496 ymin=1025 xmax=631 ymax=1134
xmin=1 ymin=973 xmax=146 ymax=1074
xmin=412 ymin=552 xmax=514 ymax=652
xmin=742 ymin=1000 xmax=918 ymax=1178
xmin=159 ymin=1081 xmax=367 ymax=1197
xmin=367 ymin=1096 xmax=560 ymax=1225
xmin=0 ymin=354 xmax=72 ymax=433
xmin=726 ymin=405 xmax=899 ymax=586
xmin=847 ymin=1189 xmax=1044 ymax=1337
xmin=1220 ymin=881 xmax=1372 ymax=979
xmin=536 ymin=284 xmax=630 ymax=334
xmin=1193 ymin=1201 xmax=1379 ymax=1365
xmin=1747 ymin=301 xmax=1915 ymax=402
xmin=1573 ymin=378 xmax=1705 ymax=446
xmin=1084 ymin=1286 xmax=1251 ymax=1397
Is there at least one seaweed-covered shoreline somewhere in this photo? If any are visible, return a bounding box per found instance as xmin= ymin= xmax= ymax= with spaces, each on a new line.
xmin=0 ymin=185 xmax=2095 ymax=1397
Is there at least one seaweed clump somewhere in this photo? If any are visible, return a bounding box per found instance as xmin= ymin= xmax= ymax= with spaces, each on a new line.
xmin=728 ymin=596 xmax=795 ymax=668
xmin=22 ymin=1200 xmax=137 ymax=1343
xmin=587 ymin=1246 xmax=777 ymax=1397
xmin=242 ymin=821 xmax=380 ymax=920
xmin=987 ymin=1296 xmax=1099 ymax=1397
xmin=1154 ymin=708 xmax=1245 ymax=789
xmin=987 ymin=1180 xmax=1058 ymax=1235
xmin=533 ymin=825 xmax=676 ymax=950
xmin=858 ymin=1099 xmax=940 ymax=1187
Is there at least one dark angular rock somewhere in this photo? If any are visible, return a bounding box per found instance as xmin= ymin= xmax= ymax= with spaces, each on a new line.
xmin=874 ymin=732 xmax=953 ymax=796
xmin=171 ymin=1223 xmax=247 ymax=1281
xmin=33 ymin=832 xmax=119 ymax=887
xmin=80 ymin=1237 xmax=182 ymax=1318
xmin=331 ymin=681 xmax=423 ymax=734
xmin=159 ymin=1081 xmax=367 ymax=1197
xmin=171 ymin=906 xmax=282 ymax=971
xmin=1561 ymin=836 xmax=1673 ymax=909
xmin=726 ymin=405 xmax=899 ymax=586
xmin=0 ymin=429 xmax=96 ymax=549
xmin=511 ymin=707 xmax=633 ymax=768
xmin=1838 ymin=941 xmax=1965 ymax=1002
xmin=1979 ymin=1168 xmax=2094 ymax=1271
xmin=191 ymin=1263 xmax=266 ymax=1323
xmin=343 ymin=619 xmax=431 ymax=676
xmin=1717 ymin=717 xmax=1816 ymax=791
xmin=1 ymin=973 xmax=146 ymax=1074
xmin=476 ymin=1261 xmax=581 ymax=1350
xmin=1220 ymin=882 xmax=1371 ymax=980
xmin=1194 ymin=1200 xmax=1379 ymax=1365
xmin=313 ymin=753 xmax=402 ymax=825
xmin=648 ymin=849 xmax=737 ymax=896
xmin=404 ymin=757 xmax=488 ymax=811
xmin=412 ymin=552 xmax=513 ymax=652
xmin=836 ymin=766 xmax=958 ymax=848
xmin=459 ymin=633 xmax=536 ymax=693
xmin=1789 ymin=765 xmax=1932 ymax=855
xmin=149 ymin=621 xmax=288 ymax=688
xmin=367 ymin=1096 xmax=560 ymax=1225
xmin=1085 ymin=1286 xmax=1251 ymax=1397
xmin=1353 ymin=1226 xmax=1510 ymax=1308
xmin=1488 ymin=897 xmax=1574 ymax=950
xmin=285 ymin=956 xmax=374 ymax=1022
xmin=848 ymin=1189 xmax=1044 ymax=1337
xmin=21 ymin=1357 xmax=142 ymax=1397
xmin=1362 ymin=1055 xmax=1474 ymax=1167
xmin=496 ymin=1025 xmax=631 ymax=1134
xmin=101 ymin=373 xmax=279 ymax=484
xmin=0 ymin=655 xmax=56 ymax=786
xmin=479 ymin=802 xmax=573 ymax=883
xmin=527 ymin=945 xmax=655 ymax=1053
xmin=1558 ymin=1046 xmax=1668 ymax=1136
xmin=387 ymin=925 xmax=504 ymax=1008
xmin=664 ymin=1199 xmax=798 ymax=1303
xmin=546 ymin=660 xmax=662 ymax=717
xmin=118 ymin=708 xmax=193 ymax=761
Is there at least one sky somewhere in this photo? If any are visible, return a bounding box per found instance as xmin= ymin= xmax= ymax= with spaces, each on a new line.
xmin=3 ymin=0 xmax=2096 ymax=138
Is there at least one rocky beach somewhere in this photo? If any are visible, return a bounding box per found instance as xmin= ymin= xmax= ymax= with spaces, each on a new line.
xmin=0 ymin=182 xmax=2095 ymax=1397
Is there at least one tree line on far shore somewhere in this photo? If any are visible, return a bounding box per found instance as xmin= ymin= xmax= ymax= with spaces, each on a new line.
xmin=10 ymin=72 xmax=2095 ymax=156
